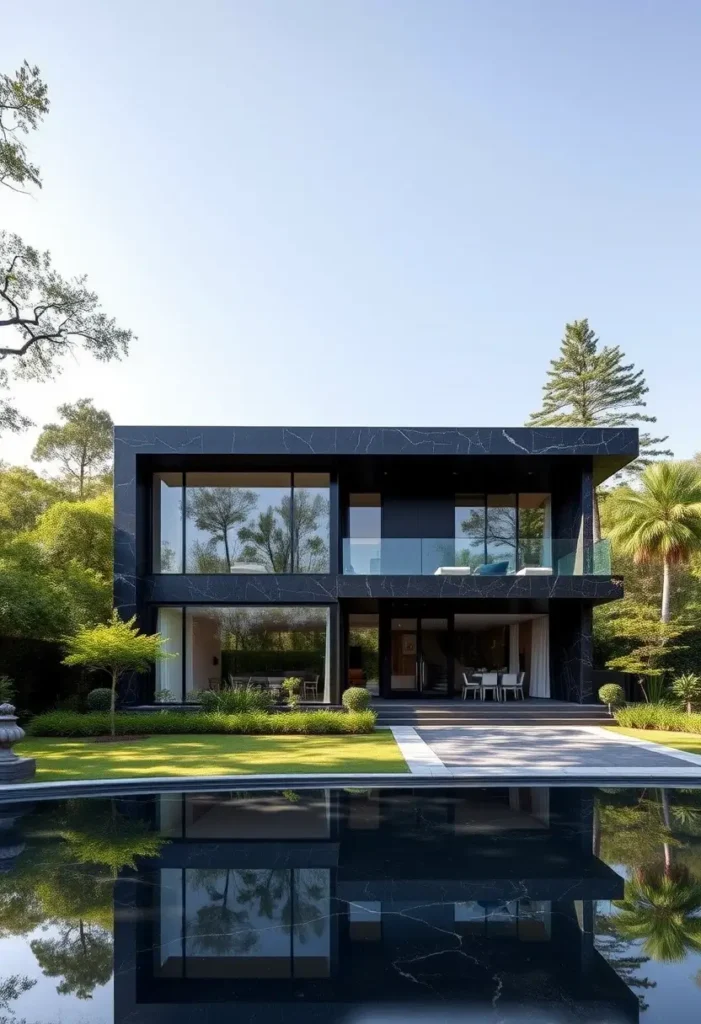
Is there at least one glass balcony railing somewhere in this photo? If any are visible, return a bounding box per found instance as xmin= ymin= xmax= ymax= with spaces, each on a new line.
xmin=342 ymin=537 xmax=612 ymax=576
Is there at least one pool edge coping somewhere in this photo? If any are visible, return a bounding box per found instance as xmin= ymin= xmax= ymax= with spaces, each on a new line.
xmin=3 ymin=764 xmax=701 ymax=802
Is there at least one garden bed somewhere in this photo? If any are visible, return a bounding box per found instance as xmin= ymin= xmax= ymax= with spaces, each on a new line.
xmin=27 ymin=709 xmax=377 ymax=738
xmin=613 ymin=704 xmax=701 ymax=733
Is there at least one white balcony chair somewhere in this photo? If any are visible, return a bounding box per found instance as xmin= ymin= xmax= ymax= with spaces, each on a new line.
xmin=462 ymin=672 xmax=481 ymax=700
xmin=480 ymin=673 xmax=500 ymax=702
xmin=500 ymin=672 xmax=525 ymax=700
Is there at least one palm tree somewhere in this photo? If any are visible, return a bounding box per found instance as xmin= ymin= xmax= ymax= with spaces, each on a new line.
xmin=613 ymin=866 xmax=701 ymax=962
xmin=606 ymin=462 xmax=701 ymax=621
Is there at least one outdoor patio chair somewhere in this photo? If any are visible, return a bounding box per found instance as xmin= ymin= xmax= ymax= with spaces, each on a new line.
xmin=461 ymin=672 xmax=481 ymax=700
xmin=302 ymin=678 xmax=319 ymax=701
xmin=480 ymin=673 xmax=500 ymax=701
xmin=500 ymin=672 xmax=525 ymax=700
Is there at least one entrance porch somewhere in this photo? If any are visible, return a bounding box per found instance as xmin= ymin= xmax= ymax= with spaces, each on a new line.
xmin=342 ymin=599 xmax=594 ymax=705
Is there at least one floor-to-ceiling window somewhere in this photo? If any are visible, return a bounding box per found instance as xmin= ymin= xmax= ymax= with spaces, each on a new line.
xmin=156 ymin=605 xmax=331 ymax=702
xmin=344 ymin=494 xmax=381 ymax=573
xmin=152 ymin=472 xmax=330 ymax=573
xmin=455 ymin=493 xmax=551 ymax=572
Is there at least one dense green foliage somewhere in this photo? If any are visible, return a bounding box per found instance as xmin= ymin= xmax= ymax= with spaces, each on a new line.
xmin=614 ymin=704 xmax=701 ymax=732
xmin=0 ymin=460 xmax=112 ymax=641
xmin=195 ymin=685 xmax=275 ymax=714
xmin=598 ymin=683 xmax=626 ymax=708
xmin=342 ymin=686 xmax=372 ymax=711
xmin=28 ymin=709 xmax=377 ymax=736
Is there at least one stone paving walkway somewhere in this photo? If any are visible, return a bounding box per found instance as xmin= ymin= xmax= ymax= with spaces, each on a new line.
xmin=390 ymin=725 xmax=701 ymax=779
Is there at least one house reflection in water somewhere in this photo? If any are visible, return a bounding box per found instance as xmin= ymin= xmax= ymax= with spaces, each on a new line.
xmin=114 ymin=787 xmax=639 ymax=1023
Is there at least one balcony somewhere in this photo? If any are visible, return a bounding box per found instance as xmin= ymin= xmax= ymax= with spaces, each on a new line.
xmin=342 ymin=538 xmax=611 ymax=576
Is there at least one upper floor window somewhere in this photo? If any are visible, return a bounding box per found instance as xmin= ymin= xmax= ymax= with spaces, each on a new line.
xmin=153 ymin=472 xmax=330 ymax=574
xmin=455 ymin=493 xmax=551 ymax=572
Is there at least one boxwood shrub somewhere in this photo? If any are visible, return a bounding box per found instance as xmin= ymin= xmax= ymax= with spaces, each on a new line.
xmin=27 ymin=709 xmax=377 ymax=738
xmin=86 ymin=688 xmax=113 ymax=712
xmin=342 ymin=687 xmax=372 ymax=711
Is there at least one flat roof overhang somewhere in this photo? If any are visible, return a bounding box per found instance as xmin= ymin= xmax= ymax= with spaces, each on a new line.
xmin=115 ymin=426 xmax=638 ymax=486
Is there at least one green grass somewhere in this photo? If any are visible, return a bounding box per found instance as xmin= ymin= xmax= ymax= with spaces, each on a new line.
xmin=607 ymin=726 xmax=701 ymax=756
xmin=16 ymin=733 xmax=408 ymax=782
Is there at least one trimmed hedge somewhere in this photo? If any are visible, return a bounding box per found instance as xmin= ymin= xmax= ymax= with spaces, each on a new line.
xmin=614 ymin=704 xmax=701 ymax=733
xmin=86 ymin=688 xmax=112 ymax=711
xmin=27 ymin=709 xmax=377 ymax=738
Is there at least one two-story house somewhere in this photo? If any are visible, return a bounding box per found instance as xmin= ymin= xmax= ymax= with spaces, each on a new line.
xmin=113 ymin=426 xmax=637 ymax=706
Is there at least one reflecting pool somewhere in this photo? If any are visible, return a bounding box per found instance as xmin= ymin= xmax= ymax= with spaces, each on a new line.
xmin=1 ymin=786 xmax=701 ymax=1022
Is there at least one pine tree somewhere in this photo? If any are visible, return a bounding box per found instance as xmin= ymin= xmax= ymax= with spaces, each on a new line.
xmin=528 ymin=319 xmax=672 ymax=472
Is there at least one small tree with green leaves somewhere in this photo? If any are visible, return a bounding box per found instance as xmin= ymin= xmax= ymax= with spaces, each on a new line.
xmin=670 ymin=674 xmax=701 ymax=715
xmin=63 ymin=612 xmax=174 ymax=735
xmin=605 ymin=603 xmax=689 ymax=702
xmin=598 ymin=683 xmax=626 ymax=711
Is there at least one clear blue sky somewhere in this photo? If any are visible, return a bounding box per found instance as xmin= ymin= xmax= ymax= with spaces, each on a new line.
xmin=2 ymin=0 xmax=700 ymax=466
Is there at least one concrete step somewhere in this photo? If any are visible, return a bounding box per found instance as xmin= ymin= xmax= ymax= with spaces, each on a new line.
xmin=377 ymin=717 xmax=612 ymax=727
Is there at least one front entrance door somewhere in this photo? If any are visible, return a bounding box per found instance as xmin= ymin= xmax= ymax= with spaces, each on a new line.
xmin=389 ymin=616 xmax=451 ymax=697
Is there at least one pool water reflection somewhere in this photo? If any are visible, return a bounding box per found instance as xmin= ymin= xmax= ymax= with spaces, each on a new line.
xmin=1 ymin=786 xmax=701 ymax=1022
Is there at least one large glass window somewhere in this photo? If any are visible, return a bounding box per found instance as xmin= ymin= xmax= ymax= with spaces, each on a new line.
xmin=157 ymin=605 xmax=331 ymax=701
xmin=454 ymin=495 xmax=486 ymax=569
xmin=455 ymin=493 xmax=548 ymax=572
xmin=153 ymin=471 xmax=330 ymax=573
xmin=345 ymin=494 xmax=382 ymax=573
xmin=292 ymin=473 xmax=330 ymax=572
xmin=186 ymin=472 xmax=291 ymax=573
xmin=518 ymin=494 xmax=552 ymax=568
xmin=153 ymin=473 xmax=184 ymax=573
xmin=486 ymin=494 xmax=517 ymax=569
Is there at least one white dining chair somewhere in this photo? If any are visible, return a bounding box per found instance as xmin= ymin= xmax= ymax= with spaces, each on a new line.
xmin=500 ymin=672 xmax=525 ymax=700
xmin=462 ymin=672 xmax=482 ymax=700
xmin=480 ymin=673 xmax=500 ymax=702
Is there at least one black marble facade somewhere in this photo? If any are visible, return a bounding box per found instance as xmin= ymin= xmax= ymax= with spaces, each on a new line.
xmin=113 ymin=425 xmax=637 ymax=704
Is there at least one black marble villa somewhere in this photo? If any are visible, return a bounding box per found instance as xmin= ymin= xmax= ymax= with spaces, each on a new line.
xmin=113 ymin=426 xmax=638 ymax=705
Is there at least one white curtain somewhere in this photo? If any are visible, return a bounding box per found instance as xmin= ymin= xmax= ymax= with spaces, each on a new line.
xmin=509 ymin=623 xmax=520 ymax=674
xmin=156 ymin=608 xmax=183 ymax=701
xmin=323 ymin=608 xmax=331 ymax=704
xmin=530 ymin=616 xmax=550 ymax=698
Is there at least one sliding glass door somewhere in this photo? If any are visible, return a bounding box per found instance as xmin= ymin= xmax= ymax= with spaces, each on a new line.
xmin=389 ymin=616 xmax=450 ymax=697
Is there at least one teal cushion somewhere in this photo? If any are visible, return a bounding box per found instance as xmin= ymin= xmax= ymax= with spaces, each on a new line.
xmin=476 ymin=561 xmax=509 ymax=576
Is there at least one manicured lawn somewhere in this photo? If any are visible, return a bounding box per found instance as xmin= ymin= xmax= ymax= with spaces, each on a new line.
xmin=607 ymin=727 xmax=701 ymax=756
xmin=16 ymin=733 xmax=408 ymax=782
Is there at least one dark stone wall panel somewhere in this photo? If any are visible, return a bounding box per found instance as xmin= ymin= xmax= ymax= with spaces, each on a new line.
xmin=550 ymin=603 xmax=594 ymax=704
xmin=337 ymin=575 xmax=622 ymax=603
xmin=144 ymin=573 xmax=623 ymax=605
xmin=115 ymin=425 xmax=638 ymax=459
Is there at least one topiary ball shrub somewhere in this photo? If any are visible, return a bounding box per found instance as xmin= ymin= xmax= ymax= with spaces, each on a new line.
xmin=86 ymin=688 xmax=113 ymax=712
xmin=342 ymin=686 xmax=372 ymax=712
xmin=598 ymin=684 xmax=626 ymax=710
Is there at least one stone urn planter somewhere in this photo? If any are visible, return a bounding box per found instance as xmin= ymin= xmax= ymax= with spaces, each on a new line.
xmin=0 ymin=704 xmax=36 ymax=783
